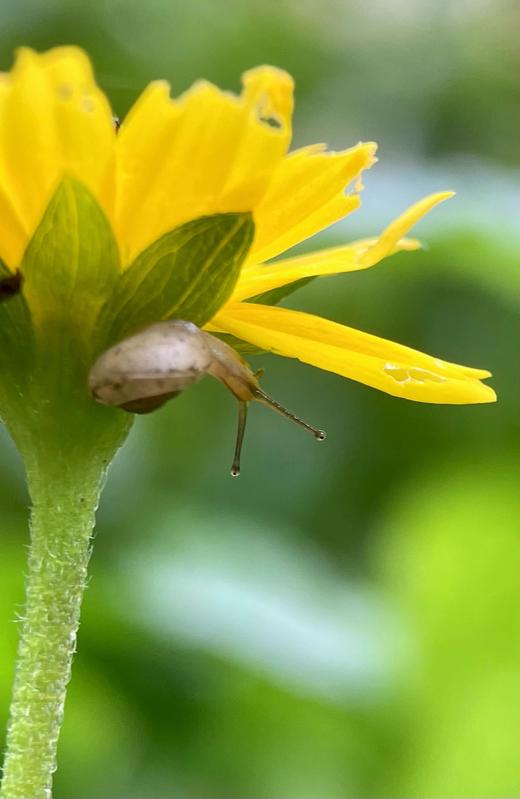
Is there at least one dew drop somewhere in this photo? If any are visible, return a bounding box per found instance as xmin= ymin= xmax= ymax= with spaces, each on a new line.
xmin=383 ymin=363 xmax=446 ymax=385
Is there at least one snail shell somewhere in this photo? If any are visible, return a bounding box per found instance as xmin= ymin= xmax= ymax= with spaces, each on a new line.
xmin=89 ymin=321 xmax=214 ymax=414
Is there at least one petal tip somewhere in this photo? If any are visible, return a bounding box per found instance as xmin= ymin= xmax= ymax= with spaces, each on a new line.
xmin=364 ymin=140 xmax=378 ymax=158
xmin=475 ymin=382 xmax=497 ymax=404
xmin=242 ymin=64 xmax=294 ymax=91
xmin=434 ymin=189 xmax=456 ymax=203
xmin=241 ymin=64 xmax=294 ymax=129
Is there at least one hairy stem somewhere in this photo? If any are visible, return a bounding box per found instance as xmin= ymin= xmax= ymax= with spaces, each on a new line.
xmin=0 ymin=442 xmax=119 ymax=799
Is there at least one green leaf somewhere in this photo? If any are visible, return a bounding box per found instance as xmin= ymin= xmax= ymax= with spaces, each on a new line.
xmin=103 ymin=212 xmax=254 ymax=344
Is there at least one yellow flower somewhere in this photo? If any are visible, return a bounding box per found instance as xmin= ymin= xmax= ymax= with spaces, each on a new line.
xmin=0 ymin=46 xmax=495 ymax=405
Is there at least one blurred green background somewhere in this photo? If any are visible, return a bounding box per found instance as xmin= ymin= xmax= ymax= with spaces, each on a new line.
xmin=1 ymin=1 xmax=519 ymax=796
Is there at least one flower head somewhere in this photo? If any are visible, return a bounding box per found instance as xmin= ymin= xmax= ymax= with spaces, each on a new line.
xmin=0 ymin=46 xmax=495 ymax=468
xmin=0 ymin=45 xmax=499 ymax=799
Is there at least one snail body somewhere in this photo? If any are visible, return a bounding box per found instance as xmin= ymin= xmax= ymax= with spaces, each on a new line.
xmin=89 ymin=320 xmax=325 ymax=475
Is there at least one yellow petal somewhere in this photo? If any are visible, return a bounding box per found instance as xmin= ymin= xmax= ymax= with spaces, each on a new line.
xmin=241 ymin=66 xmax=294 ymax=127
xmin=0 ymin=46 xmax=115 ymax=267
xmin=210 ymin=304 xmax=496 ymax=405
xmin=232 ymin=190 xmax=454 ymax=302
xmin=232 ymin=236 xmax=420 ymax=302
xmin=247 ymin=142 xmax=377 ymax=266
xmin=359 ymin=191 xmax=454 ymax=268
xmin=113 ymin=66 xmax=293 ymax=265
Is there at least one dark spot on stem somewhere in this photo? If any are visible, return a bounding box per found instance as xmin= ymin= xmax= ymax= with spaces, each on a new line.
xmin=0 ymin=271 xmax=23 ymax=302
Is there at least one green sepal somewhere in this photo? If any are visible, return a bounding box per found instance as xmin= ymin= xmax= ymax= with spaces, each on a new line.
xmin=0 ymin=178 xmax=130 ymax=455
xmin=102 ymin=213 xmax=254 ymax=344
xmin=234 ymin=275 xmax=316 ymax=355
xmin=246 ymin=275 xmax=315 ymax=306
xmin=22 ymin=178 xmax=121 ymax=353
xmin=214 ymin=332 xmax=267 ymax=356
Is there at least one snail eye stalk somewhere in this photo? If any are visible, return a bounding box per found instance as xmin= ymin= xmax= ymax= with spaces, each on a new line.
xmin=231 ymin=401 xmax=249 ymax=477
xmin=230 ymin=391 xmax=325 ymax=477
xmin=254 ymin=387 xmax=326 ymax=441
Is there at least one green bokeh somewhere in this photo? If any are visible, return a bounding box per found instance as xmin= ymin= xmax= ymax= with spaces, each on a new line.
xmin=0 ymin=2 xmax=519 ymax=796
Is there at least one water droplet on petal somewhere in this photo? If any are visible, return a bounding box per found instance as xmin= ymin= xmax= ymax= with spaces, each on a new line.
xmin=383 ymin=363 xmax=446 ymax=385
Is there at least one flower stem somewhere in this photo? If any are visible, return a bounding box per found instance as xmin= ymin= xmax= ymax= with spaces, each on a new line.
xmin=0 ymin=433 xmax=125 ymax=799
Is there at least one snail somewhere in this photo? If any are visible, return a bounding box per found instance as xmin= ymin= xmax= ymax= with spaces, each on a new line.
xmin=88 ymin=320 xmax=326 ymax=476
